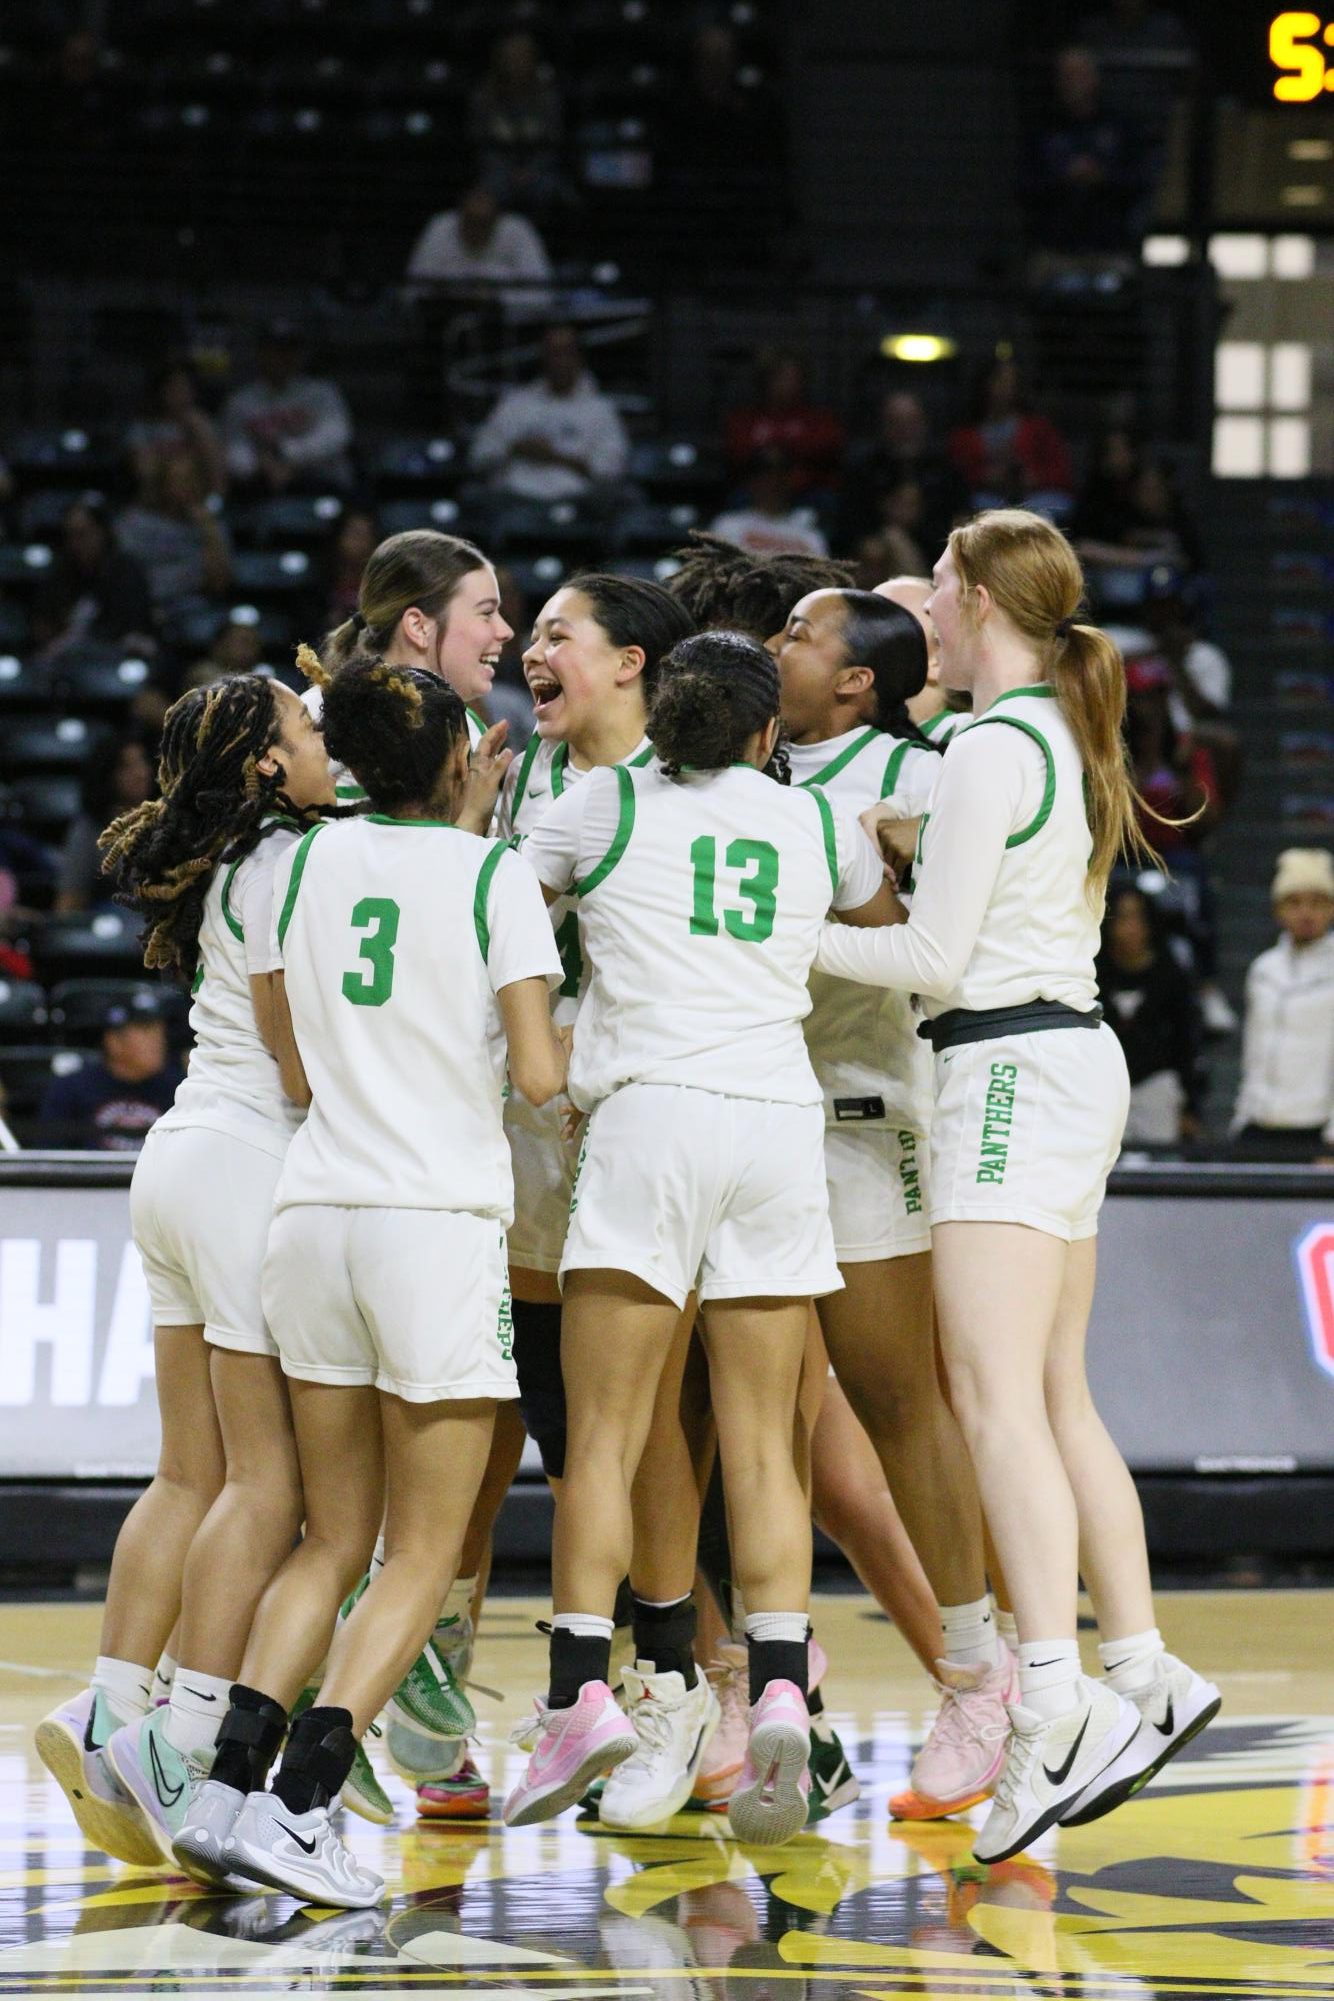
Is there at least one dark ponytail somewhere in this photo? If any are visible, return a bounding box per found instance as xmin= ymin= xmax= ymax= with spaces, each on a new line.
xmin=567 ymin=572 xmax=695 ymax=695
xmin=836 ymin=590 xmax=941 ymax=754
xmin=649 ymin=629 xmax=785 ymax=780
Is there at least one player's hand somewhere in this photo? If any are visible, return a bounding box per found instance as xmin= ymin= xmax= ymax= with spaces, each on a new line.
xmin=455 ymin=720 xmax=512 ymax=833
xmin=858 ymin=806 xmax=920 ymax=874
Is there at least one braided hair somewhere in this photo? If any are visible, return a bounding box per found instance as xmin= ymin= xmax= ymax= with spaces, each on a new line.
xmin=99 ymin=674 xmax=324 ymax=978
xmin=666 ymin=532 xmax=854 ymax=640
xmin=649 ymin=630 xmax=788 ymax=782
xmin=301 ymin=643 xmax=468 ymax=815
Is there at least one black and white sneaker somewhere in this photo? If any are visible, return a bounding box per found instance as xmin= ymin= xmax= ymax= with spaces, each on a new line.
xmin=972 ymin=1676 xmax=1140 ymax=1864
xmin=1059 ymin=1654 xmax=1220 ymax=1827
xmin=223 ymin=1790 xmax=384 ymax=1909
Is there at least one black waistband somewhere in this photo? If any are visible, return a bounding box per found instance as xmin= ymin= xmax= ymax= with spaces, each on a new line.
xmin=917 ymin=999 xmax=1103 ymax=1052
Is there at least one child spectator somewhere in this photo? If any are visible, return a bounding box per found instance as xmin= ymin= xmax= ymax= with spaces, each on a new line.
xmin=1232 ymin=850 xmax=1334 ymax=1161
xmin=1098 ymin=881 xmax=1204 ymax=1143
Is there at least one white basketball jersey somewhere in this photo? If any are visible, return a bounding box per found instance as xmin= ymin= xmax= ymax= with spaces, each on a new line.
xmin=270 ymin=816 xmax=561 ymax=1213
xmin=302 ymin=684 xmax=485 ymax=806
xmin=523 ymin=761 xmax=883 ymax=1113
xmin=787 ymin=727 xmax=941 ymax=1132
xmin=155 ymin=821 xmax=304 ymax=1158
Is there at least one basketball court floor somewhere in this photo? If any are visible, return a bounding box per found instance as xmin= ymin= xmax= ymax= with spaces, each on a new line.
xmin=1 ymin=1589 xmax=1329 ymax=2000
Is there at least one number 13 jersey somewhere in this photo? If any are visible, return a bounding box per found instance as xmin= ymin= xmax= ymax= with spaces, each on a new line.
xmin=523 ymin=761 xmax=883 ymax=1114
xmin=268 ymin=815 xmax=561 ymax=1215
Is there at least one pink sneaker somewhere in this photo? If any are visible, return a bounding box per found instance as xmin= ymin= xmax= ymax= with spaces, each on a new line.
xmin=890 ymin=1651 xmax=1017 ymax=1822
xmin=502 ymin=1681 xmax=637 ymax=1827
xmin=693 ymin=1645 xmax=748 ymax=1808
xmin=727 ymin=1680 xmax=810 ymax=1847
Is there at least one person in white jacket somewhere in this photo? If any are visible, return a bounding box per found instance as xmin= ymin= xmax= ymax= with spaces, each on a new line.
xmin=1232 ymin=848 xmax=1334 ymax=1160
xmin=222 ymin=324 xmax=354 ymax=493
xmin=468 ymin=325 xmax=629 ymax=502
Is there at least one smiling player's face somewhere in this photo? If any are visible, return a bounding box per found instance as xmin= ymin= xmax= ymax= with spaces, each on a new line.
xmin=522 ymin=588 xmax=644 ymax=745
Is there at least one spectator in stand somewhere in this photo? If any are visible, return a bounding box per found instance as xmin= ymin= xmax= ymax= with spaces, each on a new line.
xmin=851 ymin=479 xmax=929 ymax=588
xmin=840 ymin=389 xmax=969 ymax=556
xmin=469 ymin=322 xmax=629 ymax=501
xmin=222 ymin=322 xmax=354 ymax=492
xmin=1118 ymin=458 xmax=1204 ymax=573
xmin=469 ymin=31 xmax=566 ymax=209
xmin=1070 ymin=424 xmax=1142 ymax=551
xmin=1098 ymin=881 xmax=1204 ymax=1143
xmin=39 ymin=992 xmax=183 ymax=1153
xmin=32 ymin=497 xmax=155 ymax=660
xmin=1026 ymin=46 xmax=1147 ymax=255
xmin=317 ymin=508 xmax=379 ymax=635
xmin=406 ymin=178 xmax=553 ymax=312
xmin=1232 ymin=849 xmax=1334 ymax=1161
xmin=710 ymin=447 xmax=829 ymax=557
xmin=126 ymin=359 xmax=227 ymax=500
xmin=181 ymin=614 xmax=266 ymax=693
xmin=724 ymin=350 xmax=843 ymax=497
xmin=1140 ymin=575 xmax=1241 ymax=807
xmin=55 ymin=727 xmax=156 ymax=916
xmin=948 ymin=353 xmax=1074 ymax=517
xmin=116 ymin=452 xmax=231 ymax=623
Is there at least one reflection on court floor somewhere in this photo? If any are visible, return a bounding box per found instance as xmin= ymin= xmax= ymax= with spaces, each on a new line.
xmin=1 ymin=1592 xmax=1330 ymax=2000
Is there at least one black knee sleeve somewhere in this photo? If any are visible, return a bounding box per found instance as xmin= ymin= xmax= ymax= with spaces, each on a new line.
xmin=511 ymin=1299 xmax=566 ymax=1479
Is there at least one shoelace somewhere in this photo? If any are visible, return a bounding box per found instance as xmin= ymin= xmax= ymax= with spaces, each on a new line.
xmin=930 ymin=1679 xmax=1010 ymax=1754
xmin=705 ymin=1657 xmax=748 ymax=1727
xmin=621 ymin=1698 xmax=678 ymax=1772
xmin=509 ymin=1704 xmax=551 ymax=1750
xmin=989 ymin=1725 xmax=1039 ymax=1816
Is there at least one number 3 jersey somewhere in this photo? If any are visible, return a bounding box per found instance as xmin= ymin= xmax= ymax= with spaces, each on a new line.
xmin=522 ymin=760 xmax=883 ymax=1114
xmin=268 ymin=815 xmax=561 ymax=1215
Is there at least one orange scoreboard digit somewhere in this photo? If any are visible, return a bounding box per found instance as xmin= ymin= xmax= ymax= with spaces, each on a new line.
xmin=1269 ymin=10 xmax=1334 ymax=99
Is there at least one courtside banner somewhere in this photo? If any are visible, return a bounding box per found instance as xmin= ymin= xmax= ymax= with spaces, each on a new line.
xmin=1 ymin=1160 xmax=1333 ymax=1475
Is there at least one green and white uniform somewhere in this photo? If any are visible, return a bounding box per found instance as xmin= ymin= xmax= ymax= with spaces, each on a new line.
xmin=301 ymin=685 xmax=486 ymax=807
xmin=918 ymin=706 xmax=965 ymax=747
xmin=788 ymin=726 xmax=941 ymax=1262
xmin=523 ymin=760 xmax=883 ymax=1309
xmin=814 ymin=686 xmax=1129 ymax=1240
xmin=496 ymin=732 xmax=653 ymax=1273
xmin=132 ymin=823 xmax=303 ymax=1356
xmin=262 ymin=815 xmax=561 ymax=1399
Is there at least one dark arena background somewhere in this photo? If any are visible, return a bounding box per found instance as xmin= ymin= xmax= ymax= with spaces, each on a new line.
xmin=0 ymin=1 xmax=1332 ymax=1997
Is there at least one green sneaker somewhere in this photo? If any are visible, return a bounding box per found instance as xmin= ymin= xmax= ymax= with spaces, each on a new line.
xmin=387 ymin=1635 xmax=476 ymax=1740
xmin=805 ymin=1718 xmax=861 ymax=1825
xmin=291 ymin=1686 xmax=393 ymax=1824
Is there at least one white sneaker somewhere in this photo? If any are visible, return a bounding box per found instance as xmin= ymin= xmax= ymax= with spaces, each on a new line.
xmin=224 ymin=1790 xmax=384 ymax=1909
xmin=172 ymin=1778 xmax=249 ymax=1890
xmin=599 ymin=1666 xmax=721 ymax=1831
xmin=972 ymin=1676 xmax=1140 ymax=1863
xmin=1060 ymin=1654 xmax=1221 ymax=1827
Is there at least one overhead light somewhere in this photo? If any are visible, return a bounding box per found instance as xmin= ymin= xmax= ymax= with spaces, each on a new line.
xmin=880 ymin=334 xmax=957 ymax=363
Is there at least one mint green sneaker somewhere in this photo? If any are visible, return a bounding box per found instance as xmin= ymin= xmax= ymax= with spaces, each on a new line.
xmin=387 ymin=1636 xmax=476 ymax=1740
xmin=104 ymin=1705 xmax=211 ymax=1864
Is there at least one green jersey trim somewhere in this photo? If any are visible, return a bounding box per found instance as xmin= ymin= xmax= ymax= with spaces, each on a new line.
xmin=880 ymin=739 xmax=911 ymax=799
xmin=986 ymin=683 xmax=1056 ymax=710
xmin=552 ymin=739 xmax=653 ymax=799
xmin=969 ymin=715 xmax=1057 ymax=849
xmin=473 ymin=840 xmax=508 ymax=961
xmin=509 ymin=734 xmax=544 ymax=823
xmin=335 ymin=779 xmax=367 ymax=801
xmin=365 ymin=814 xmax=458 ymax=828
xmin=275 ymin=822 xmax=328 ymax=949
xmin=797 ymin=725 xmax=881 ymax=790
xmin=920 ymin=709 xmax=954 ymax=738
xmin=467 ymin=706 xmax=488 ymax=740
xmin=807 ymin=785 xmax=840 ymax=899
xmin=573 ymin=764 xmax=636 ymax=897
xmin=219 ymin=860 xmax=245 ymax=942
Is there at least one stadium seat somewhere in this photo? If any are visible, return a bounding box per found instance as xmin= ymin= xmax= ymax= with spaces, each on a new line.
xmin=160 ymin=602 xmax=294 ymax=657
xmin=46 ymin=978 xmax=188 ymax=1047
xmin=0 ymin=1044 xmax=87 ymax=1121
xmin=51 ymin=650 xmax=156 ymax=715
xmin=33 ymin=910 xmax=144 ymax=985
xmin=627 ymin=439 xmax=725 ymax=499
xmin=377 ymin=497 xmax=464 ymax=538
xmin=490 ymin=496 xmax=609 ymax=555
xmin=229 ymin=549 xmax=314 ymax=597
xmin=231 ymin=494 xmax=344 ymax=549
xmin=0 ymin=980 xmax=47 ymax=1036
xmin=0 ymin=603 xmax=29 ymax=653
xmin=0 ymin=545 xmax=55 ymax=593
xmin=4 ymin=427 xmax=120 ymax=486
xmin=502 ymin=554 xmax=569 ymax=603
xmin=612 ymin=500 xmax=699 ymax=552
xmin=0 ymin=716 xmax=95 ymax=775
xmin=17 ymin=489 xmax=89 ymax=541
xmin=6 ymin=775 xmax=82 ymax=837
xmin=375 ymin=436 xmax=462 ymax=491
xmin=0 ymin=653 xmax=54 ymax=711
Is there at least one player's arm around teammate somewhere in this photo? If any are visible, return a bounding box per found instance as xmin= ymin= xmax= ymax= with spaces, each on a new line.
xmin=814 ymin=510 xmax=1219 ymax=1863
xmin=188 ymin=655 xmax=564 ymax=1909
xmin=35 ymin=678 xmax=335 ymax=1869
xmin=503 ymin=629 xmax=894 ymax=1843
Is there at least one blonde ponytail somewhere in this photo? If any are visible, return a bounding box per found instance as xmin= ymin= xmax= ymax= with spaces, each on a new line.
xmin=949 ymin=509 xmax=1161 ymax=895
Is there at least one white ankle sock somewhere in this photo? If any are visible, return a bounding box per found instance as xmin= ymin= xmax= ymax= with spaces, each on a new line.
xmin=437 ymin=1573 xmax=476 ymax=1631
xmin=92 ymin=1655 xmax=153 ymax=1729
xmin=1098 ymin=1627 xmax=1164 ymax=1699
xmin=1018 ymin=1640 xmax=1082 ymax=1720
xmin=939 ymin=1596 xmax=1000 ymax=1670
xmin=993 ymin=1606 xmax=1019 ymax=1654
xmin=552 ymin=1612 xmax=615 ymax=1641
xmin=165 ymin=1669 xmax=231 ymax=1757
xmin=151 ymin=1650 xmax=177 ymax=1706
xmin=743 ymin=1611 xmax=809 ymax=1645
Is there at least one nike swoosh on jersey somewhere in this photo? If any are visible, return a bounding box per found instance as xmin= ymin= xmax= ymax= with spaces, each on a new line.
xmin=149 ymin=1733 xmax=185 ymax=1807
xmin=275 ymin=1820 xmax=318 ymax=1855
xmin=1042 ymin=1709 xmax=1090 ymax=1788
